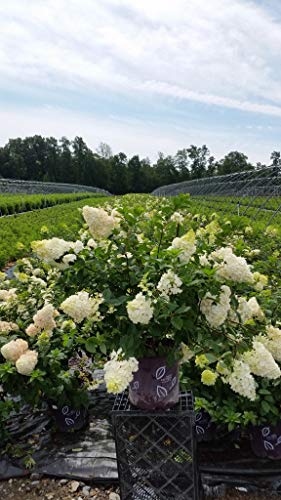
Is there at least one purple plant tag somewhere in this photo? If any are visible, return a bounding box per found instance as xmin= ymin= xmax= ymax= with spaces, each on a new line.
xmin=129 ymin=357 xmax=179 ymax=410
xmin=251 ymin=422 xmax=281 ymax=460
xmin=51 ymin=405 xmax=88 ymax=432
xmin=195 ymin=409 xmax=214 ymax=442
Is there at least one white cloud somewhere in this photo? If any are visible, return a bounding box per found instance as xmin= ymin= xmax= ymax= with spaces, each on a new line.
xmin=0 ymin=0 xmax=281 ymax=117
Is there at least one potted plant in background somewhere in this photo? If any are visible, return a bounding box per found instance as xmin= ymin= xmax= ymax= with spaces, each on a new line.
xmin=0 ymin=270 xmax=96 ymax=431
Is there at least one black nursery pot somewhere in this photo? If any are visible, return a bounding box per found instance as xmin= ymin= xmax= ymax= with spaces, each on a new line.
xmin=50 ymin=404 xmax=89 ymax=432
xmin=195 ymin=409 xmax=241 ymax=443
xmin=250 ymin=422 xmax=281 ymax=460
xmin=195 ymin=409 xmax=216 ymax=442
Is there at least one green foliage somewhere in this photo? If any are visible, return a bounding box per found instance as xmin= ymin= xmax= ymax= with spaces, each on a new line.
xmin=0 ymin=192 xmax=101 ymax=216
xmin=0 ymin=196 xmax=109 ymax=267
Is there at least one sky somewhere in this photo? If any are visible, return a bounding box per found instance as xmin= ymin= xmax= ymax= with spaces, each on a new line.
xmin=0 ymin=0 xmax=281 ymax=164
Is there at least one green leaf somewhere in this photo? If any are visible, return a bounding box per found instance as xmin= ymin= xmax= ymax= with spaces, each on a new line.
xmin=110 ymin=296 xmax=128 ymax=306
xmin=261 ymin=400 xmax=271 ymax=414
xmin=259 ymin=389 xmax=271 ymax=395
xmin=85 ymin=337 xmax=97 ymax=354
xmin=171 ymin=316 xmax=183 ymax=330
xmin=100 ymin=343 xmax=107 ymax=355
xmin=175 ymin=305 xmax=191 ymax=314
xmin=205 ymin=353 xmax=217 ymax=364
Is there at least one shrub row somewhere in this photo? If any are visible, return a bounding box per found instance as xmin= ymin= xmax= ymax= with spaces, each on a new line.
xmin=0 ymin=192 xmax=105 ymax=216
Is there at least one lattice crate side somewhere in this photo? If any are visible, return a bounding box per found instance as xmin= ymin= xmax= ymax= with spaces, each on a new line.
xmin=111 ymin=393 xmax=199 ymax=500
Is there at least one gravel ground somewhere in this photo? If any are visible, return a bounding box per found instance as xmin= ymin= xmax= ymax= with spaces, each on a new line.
xmin=0 ymin=477 xmax=276 ymax=500
xmin=0 ymin=477 xmax=120 ymax=500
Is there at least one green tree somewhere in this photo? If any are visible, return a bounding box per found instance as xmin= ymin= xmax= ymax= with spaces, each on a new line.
xmin=154 ymin=153 xmax=178 ymax=186
xmin=127 ymin=155 xmax=143 ymax=192
xmin=206 ymin=156 xmax=217 ymax=177
xmin=58 ymin=137 xmax=73 ymax=183
xmin=174 ymin=149 xmax=190 ymax=181
xmin=0 ymin=138 xmax=26 ymax=179
xmin=72 ymin=136 xmax=94 ymax=185
xmin=109 ymin=153 xmax=128 ymax=194
xmin=44 ymin=137 xmax=60 ymax=182
xmin=96 ymin=142 xmax=112 ymax=159
xmin=270 ymin=151 xmax=281 ymax=167
xmin=217 ymin=151 xmax=253 ymax=175
xmin=187 ymin=145 xmax=209 ymax=179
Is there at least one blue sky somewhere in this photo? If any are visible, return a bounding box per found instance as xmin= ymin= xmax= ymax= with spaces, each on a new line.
xmin=0 ymin=0 xmax=281 ymax=163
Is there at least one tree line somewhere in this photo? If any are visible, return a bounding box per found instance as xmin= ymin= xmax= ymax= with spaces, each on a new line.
xmin=0 ymin=135 xmax=280 ymax=194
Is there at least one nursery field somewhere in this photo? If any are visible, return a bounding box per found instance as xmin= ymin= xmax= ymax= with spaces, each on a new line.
xmin=195 ymin=195 xmax=281 ymax=210
xmin=0 ymin=194 xmax=110 ymax=267
xmin=163 ymin=195 xmax=281 ymax=229
xmin=192 ymin=195 xmax=281 ymax=221
xmin=1 ymin=192 xmax=281 ymax=268
xmin=171 ymin=194 xmax=281 ymax=234
xmin=0 ymin=192 xmax=104 ymax=216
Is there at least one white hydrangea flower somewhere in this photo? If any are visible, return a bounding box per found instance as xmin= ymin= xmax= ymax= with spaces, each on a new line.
xmin=196 ymin=228 xmax=205 ymax=239
xmin=20 ymin=258 xmax=33 ymax=269
xmin=243 ymin=341 xmax=281 ymax=379
xmin=82 ymin=206 xmax=118 ymax=239
xmin=265 ymin=226 xmax=278 ymax=237
xmin=230 ymin=297 xmax=246 ymax=324
xmin=198 ymin=220 xmax=222 ymax=244
xmin=111 ymin=208 xmax=123 ymax=221
xmin=29 ymin=304 xmax=58 ymax=335
xmin=259 ymin=325 xmax=281 ymax=362
xmin=16 ymin=350 xmax=38 ymax=376
xmin=144 ymin=210 xmax=155 ymax=219
xmin=1 ymin=339 xmax=28 ymax=362
xmin=60 ymin=291 xmax=104 ymax=323
xmin=253 ymin=272 xmax=268 ymax=291
xmin=62 ymin=254 xmax=77 ymax=266
xmin=157 ymin=270 xmax=183 ymax=299
xmin=71 ymin=240 xmax=84 ymax=254
xmin=79 ymin=229 xmax=89 ymax=241
xmin=0 ymin=321 xmax=19 ymax=333
xmin=87 ymin=238 xmax=97 ymax=249
xmin=136 ymin=233 xmax=145 ymax=243
xmin=32 ymin=237 xmax=74 ymax=263
xmin=0 ymin=288 xmax=17 ymax=302
xmin=14 ymin=272 xmax=28 ymax=282
xmin=127 ymin=292 xmax=154 ymax=325
xmin=210 ymin=247 xmax=254 ymax=284
xmin=180 ymin=343 xmax=194 ymax=363
xmin=226 ymin=360 xmax=256 ymax=401
xmin=248 ymin=249 xmax=261 ymax=258
xmin=61 ymin=319 xmax=76 ymax=331
xmin=25 ymin=324 xmax=40 ymax=337
xmin=29 ymin=276 xmax=47 ymax=288
xmin=233 ymin=296 xmax=265 ymax=324
xmin=246 ymin=297 xmax=264 ymax=321
xmin=169 ymin=229 xmax=196 ymax=263
xmin=104 ymin=349 xmax=139 ymax=394
xmin=170 ymin=212 xmax=184 ymax=224
xmin=199 ymin=253 xmax=210 ymax=267
xmin=200 ymin=285 xmax=231 ymax=328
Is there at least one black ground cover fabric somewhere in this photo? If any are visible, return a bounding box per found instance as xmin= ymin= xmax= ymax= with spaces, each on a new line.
xmin=2 ymin=389 xmax=281 ymax=497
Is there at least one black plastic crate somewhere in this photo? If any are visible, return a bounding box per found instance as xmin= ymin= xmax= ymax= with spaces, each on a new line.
xmin=111 ymin=392 xmax=199 ymax=500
